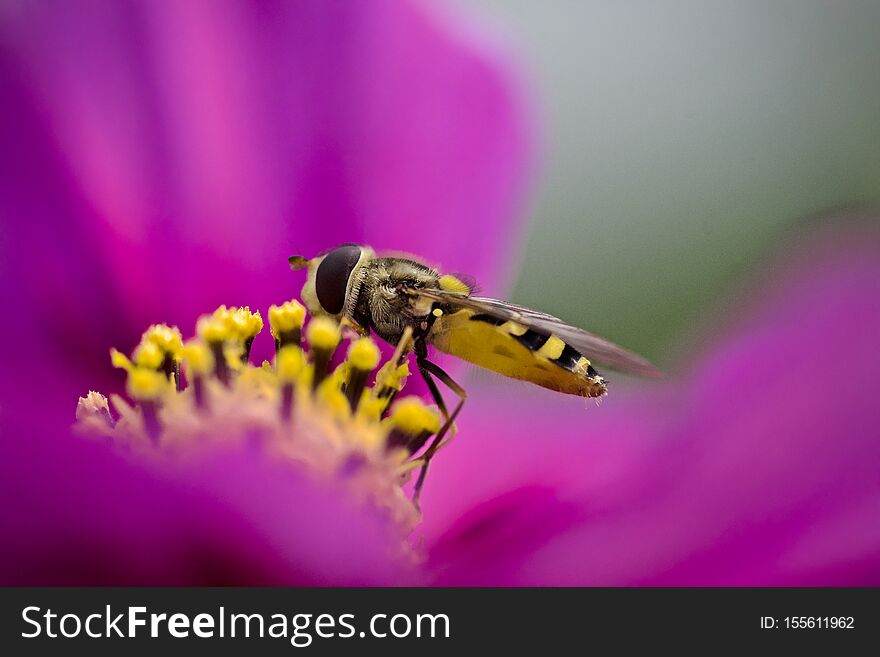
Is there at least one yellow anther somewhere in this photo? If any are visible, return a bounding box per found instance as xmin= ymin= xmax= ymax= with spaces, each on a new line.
xmin=197 ymin=314 xmax=231 ymax=343
xmin=306 ymin=317 xmax=341 ymax=351
xmin=432 ymin=308 xmax=443 ymax=318
xmin=228 ymin=306 xmax=263 ymax=340
xmin=374 ymin=360 xmax=410 ymax=393
xmin=126 ymin=367 xmax=168 ymax=401
xmin=347 ymin=337 xmax=381 ymax=371
xmin=223 ymin=343 xmax=246 ymax=371
xmin=329 ymin=361 xmax=350 ymax=385
xmin=181 ymin=341 xmax=214 ymax=377
xmin=269 ymin=300 xmax=306 ymax=337
xmin=276 ymin=345 xmax=305 ymax=382
xmin=110 ymin=348 xmax=133 ymax=371
xmin=142 ymin=324 xmax=183 ymax=356
xmin=245 ymin=309 xmax=264 ymax=337
xmin=132 ymin=340 xmax=164 ymax=369
xmin=389 ymin=398 xmax=441 ymax=435
xmin=357 ymin=395 xmax=386 ymax=422
xmin=439 ymin=274 xmax=471 ymax=295
xmin=210 ymin=305 xmax=232 ymax=324
xmin=236 ymin=365 xmax=277 ymax=396
xmin=317 ymin=382 xmax=350 ymax=419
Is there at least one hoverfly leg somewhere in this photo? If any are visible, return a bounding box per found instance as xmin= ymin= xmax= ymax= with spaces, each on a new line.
xmin=412 ymin=354 xmax=467 ymax=509
xmin=411 ymin=391 xmax=465 ymax=509
xmin=419 ymin=358 xmax=467 ymax=405
xmin=418 ymin=360 xmax=450 ymax=419
xmin=419 ymin=361 xmax=466 ymax=462
xmin=414 ymin=334 xmax=449 ymax=419
xmin=411 ymin=461 xmax=431 ymax=512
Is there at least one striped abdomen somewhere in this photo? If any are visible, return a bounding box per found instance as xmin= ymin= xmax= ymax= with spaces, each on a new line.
xmin=428 ymin=310 xmax=607 ymax=398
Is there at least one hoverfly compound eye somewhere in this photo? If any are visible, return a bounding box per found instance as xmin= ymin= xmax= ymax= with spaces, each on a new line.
xmin=315 ymin=244 xmax=362 ymax=315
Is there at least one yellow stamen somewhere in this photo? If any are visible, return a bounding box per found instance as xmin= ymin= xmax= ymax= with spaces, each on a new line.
xmin=142 ymin=324 xmax=183 ymax=357
xmin=344 ymin=337 xmax=381 ymax=411
xmin=235 ymin=365 xmax=278 ymax=397
xmin=389 ymin=398 xmax=441 ymax=436
xmin=181 ymin=341 xmax=214 ymax=377
xmin=356 ymin=395 xmax=386 ymax=422
xmin=197 ymin=314 xmax=231 ymax=343
xmin=316 ymin=380 xmax=350 ymax=419
xmin=110 ymin=348 xmax=133 ymax=371
xmin=126 ymin=367 xmax=168 ymax=401
xmin=228 ymin=306 xmax=263 ymax=341
xmin=347 ymin=337 xmax=381 ymax=372
xmin=223 ymin=342 xmax=246 ymax=371
xmin=306 ymin=316 xmax=341 ymax=351
xmin=132 ymin=340 xmax=164 ymax=369
xmin=276 ymin=345 xmax=305 ymax=383
xmin=269 ymin=300 xmax=306 ymax=337
xmin=374 ymin=360 xmax=410 ymax=396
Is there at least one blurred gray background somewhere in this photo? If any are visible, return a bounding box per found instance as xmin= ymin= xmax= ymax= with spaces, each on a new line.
xmin=473 ymin=0 xmax=880 ymax=366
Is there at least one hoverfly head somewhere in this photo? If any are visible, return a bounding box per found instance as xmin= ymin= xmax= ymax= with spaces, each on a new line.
xmin=289 ymin=244 xmax=375 ymax=319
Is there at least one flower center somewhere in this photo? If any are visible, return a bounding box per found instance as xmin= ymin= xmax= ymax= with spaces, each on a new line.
xmin=75 ymin=301 xmax=445 ymax=535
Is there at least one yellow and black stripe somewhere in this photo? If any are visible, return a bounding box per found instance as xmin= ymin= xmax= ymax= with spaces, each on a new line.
xmin=429 ymin=310 xmax=607 ymax=398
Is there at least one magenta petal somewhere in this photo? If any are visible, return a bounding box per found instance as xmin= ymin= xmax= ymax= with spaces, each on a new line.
xmin=0 ymin=0 xmax=533 ymax=396
xmin=0 ymin=411 xmax=416 ymax=585
xmin=425 ymin=227 xmax=880 ymax=585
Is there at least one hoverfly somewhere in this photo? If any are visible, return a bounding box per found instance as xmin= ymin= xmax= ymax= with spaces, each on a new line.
xmin=289 ymin=244 xmax=659 ymax=501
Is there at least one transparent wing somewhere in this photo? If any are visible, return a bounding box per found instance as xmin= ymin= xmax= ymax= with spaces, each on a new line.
xmin=414 ymin=288 xmax=662 ymax=377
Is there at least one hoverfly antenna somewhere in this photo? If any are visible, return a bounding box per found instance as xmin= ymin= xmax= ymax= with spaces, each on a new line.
xmin=288 ymin=255 xmax=311 ymax=271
